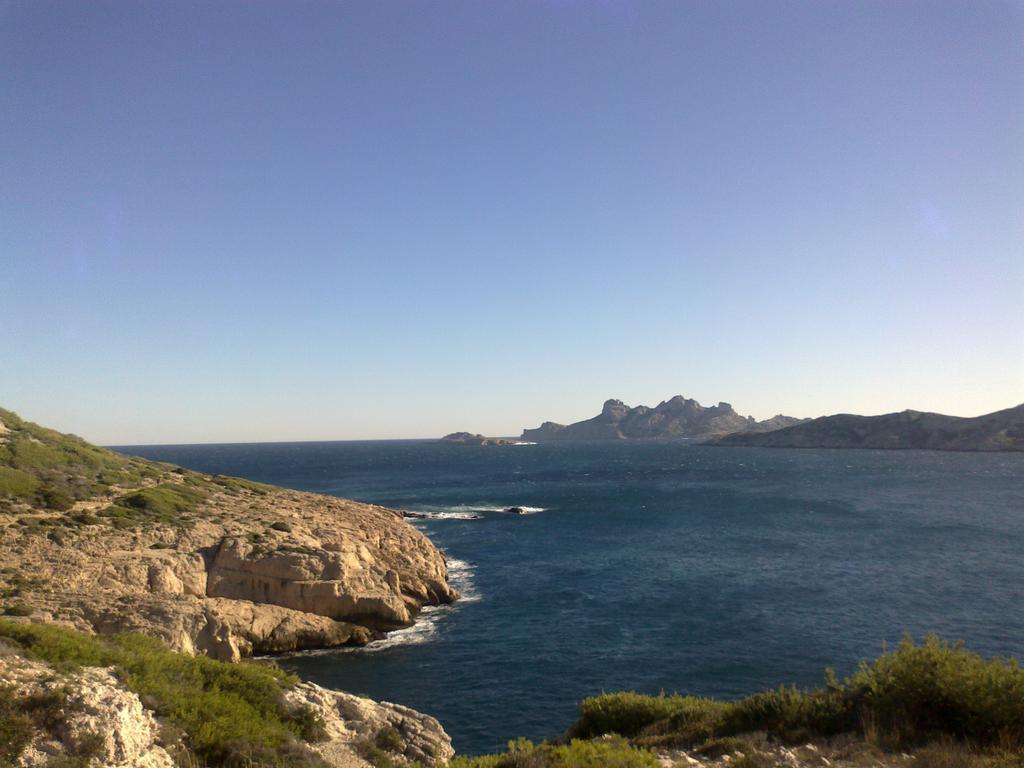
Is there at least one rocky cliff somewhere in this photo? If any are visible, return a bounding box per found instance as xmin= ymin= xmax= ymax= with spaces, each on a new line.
xmin=0 ymin=407 xmax=458 ymax=661
xmin=710 ymin=403 xmax=1024 ymax=451
xmin=521 ymin=396 xmax=805 ymax=441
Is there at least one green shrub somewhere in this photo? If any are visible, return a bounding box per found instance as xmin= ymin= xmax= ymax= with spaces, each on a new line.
xmin=270 ymin=521 xmax=293 ymax=533
xmin=70 ymin=512 xmax=102 ymax=526
xmin=721 ymin=685 xmax=855 ymax=742
xmin=112 ymin=484 xmax=207 ymax=525
xmin=0 ymin=685 xmax=35 ymax=763
xmin=0 ymin=684 xmax=81 ymax=764
xmin=1 ymin=604 xmax=32 ymax=617
xmin=38 ymin=486 xmax=74 ymax=511
xmin=0 ymin=621 xmax=328 ymax=767
xmin=847 ymin=635 xmax=1024 ymax=747
xmin=569 ymin=636 xmax=1024 ymax=749
xmin=0 ymin=466 xmax=39 ymax=500
xmin=572 ymin=692 xmax=725 ymax=741
xmin=451 ymin=736 xmax=658 ymax=768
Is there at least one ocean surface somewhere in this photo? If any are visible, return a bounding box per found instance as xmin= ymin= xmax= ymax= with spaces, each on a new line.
xmin=119 ymin=440 xmax=1024 ymax=755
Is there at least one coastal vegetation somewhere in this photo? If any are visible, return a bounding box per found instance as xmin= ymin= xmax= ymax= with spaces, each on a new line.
xmin=446 ymin=636 xmax=1024 ymax=768
xmin=0 ymin=407 xmax=165 ymax=513
xmin=0 ymin=620 xmax=330 ymax=767
xmin=0 ymin=406 xmax=457 ymax=662
xmin=3 ymin=624 xmax=1022 ymax=768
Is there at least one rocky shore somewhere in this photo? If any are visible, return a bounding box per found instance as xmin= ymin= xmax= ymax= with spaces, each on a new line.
xmin=0 ymin=406 xmax=461 ymax=765
xmin=0 ymin=482 xmax=458 ymax=661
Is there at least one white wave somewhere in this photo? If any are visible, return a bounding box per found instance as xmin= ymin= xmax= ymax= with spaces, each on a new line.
xmin=404 ymin=509 xmax=484 ymax=520
xmin=357 ymin=605 xmax=447 ymax=652
xmin=282 ymin=559 xmax=481 ymax=657
xmin=512 ymin=441 xmax=537 ymax=446
xmin=445 ymin=557 xmax=481 ymax=603
xmin=402 ymin=503 xmax=548 ymax=520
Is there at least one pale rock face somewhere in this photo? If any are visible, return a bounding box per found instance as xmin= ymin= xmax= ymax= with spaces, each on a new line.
xmin=1 ymin=657 xmax=175 ymax=768
xmin=0 ymin=654 xmax=454 ymax=768
xmin=0 ymin=487 xmax=457 ymax=660
xmin=287 ymin=681 xmax=456 ymax=766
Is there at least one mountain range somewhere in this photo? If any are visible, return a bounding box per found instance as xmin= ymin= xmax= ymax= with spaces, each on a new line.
xmin=520 ymin=396 xmax=805 ymax=441
xmin=710 ymin=402 xmax=1024 ymax=451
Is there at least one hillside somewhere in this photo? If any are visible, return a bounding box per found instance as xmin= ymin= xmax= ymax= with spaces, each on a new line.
xmin=0 ymin=407 xmax=457 ymax=660
xmin=710 ymin=403 xmax=1024 ymax=451
xmin=521 ymin=396 xmax=805 ymax=441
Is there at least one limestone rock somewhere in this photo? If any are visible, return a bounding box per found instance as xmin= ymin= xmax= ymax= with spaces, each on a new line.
xmin=0 ymin=656 xmax=175 ymax=768
xmin=0 ymin=485 xmax=457 ymax=660
xmin=287 ymin=681 xmax=455 ymax=766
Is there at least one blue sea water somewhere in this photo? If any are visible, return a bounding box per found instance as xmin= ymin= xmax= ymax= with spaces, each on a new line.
xmin=119 ymin=440 xmax=1024 ymax=755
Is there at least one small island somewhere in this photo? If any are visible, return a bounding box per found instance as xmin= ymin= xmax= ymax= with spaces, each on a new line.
xmin=440 ymin=432 xmax=520 ymax=446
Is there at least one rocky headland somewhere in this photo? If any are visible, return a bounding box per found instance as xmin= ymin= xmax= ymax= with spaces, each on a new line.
xmin=521 ymin=396 xmax=805 ymax=442
xmin=0 ymin=406 xmax=461 ymax=765
xmin=710 ymin=402 xmax=1024 ymax=451
xmin=0 ymin=407 xmax=457 ymax=662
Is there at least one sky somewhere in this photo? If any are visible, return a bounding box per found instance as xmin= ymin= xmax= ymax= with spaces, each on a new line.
xmin=2 ymin=1 xmax=1022 ymax=444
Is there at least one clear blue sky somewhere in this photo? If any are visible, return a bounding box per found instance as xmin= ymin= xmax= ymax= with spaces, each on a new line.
xmin=2 ymin=1 xmax=1022 ymax=444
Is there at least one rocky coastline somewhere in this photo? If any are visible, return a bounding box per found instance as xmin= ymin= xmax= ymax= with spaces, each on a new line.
xmin=0 ymin=406 xmax=460 ymax=766
xmin=0 ymin=482 xmax=458 ymax=661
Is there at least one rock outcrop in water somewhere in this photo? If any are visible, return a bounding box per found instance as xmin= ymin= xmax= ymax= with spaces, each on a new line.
xmin=521 ymin=396 xmax=805 ymax=441
xmin=0 ymin=407 xmax=458 ymax=661
xmin=440 ymin=432 xmax=518 ymax=446
xmin=710 ymin=403 xmax=1024 ymax=451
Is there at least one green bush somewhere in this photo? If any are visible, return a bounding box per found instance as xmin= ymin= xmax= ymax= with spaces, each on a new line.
xmin=847 ymin=635 xmax=1024 ymax=747
xmin=117 ymin=483 xmax=205 ymax=520
xmin=451 ymin=736 xmax=658 ymax=768
xmin=569 ymin=636 xmax=1024 ymax=749
xmin=1 ymin=604 xmax=33 ymax=617
xmin=0 ymin=684 xmax=81 ymax=764
xmin=0 ymin=685 xmax=35 ymax=763
xmin=572 ymin=692 xmax=726 ymax=741
xmin=722 ymin=685 xmax=855 ymax=742
xmin=38 ymin=486 xmax=74 ymax=511
xmin=0 ymin=621 xmax=328 ymax=767
xmin=270 ymin=521 xmax=293 ymax=533
xmin=0 ymin=466 xmax=39 ymax=500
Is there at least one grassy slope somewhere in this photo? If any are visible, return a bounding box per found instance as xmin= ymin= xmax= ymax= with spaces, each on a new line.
xmin=0 ymin=406 xmax=164 ymax=511
xmin=0 ymin=406 xmax=275 ymax=532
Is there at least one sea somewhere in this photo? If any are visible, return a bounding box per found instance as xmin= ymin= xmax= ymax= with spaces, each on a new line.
xmin=118 ymin=440 xmax=1024 ymax=755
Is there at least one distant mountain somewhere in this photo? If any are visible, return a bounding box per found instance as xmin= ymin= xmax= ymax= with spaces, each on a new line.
xmin=710 ymin=403 xmax=1024 ymax=452
xmin=520 ymin=396 xmax=806 ymax=441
